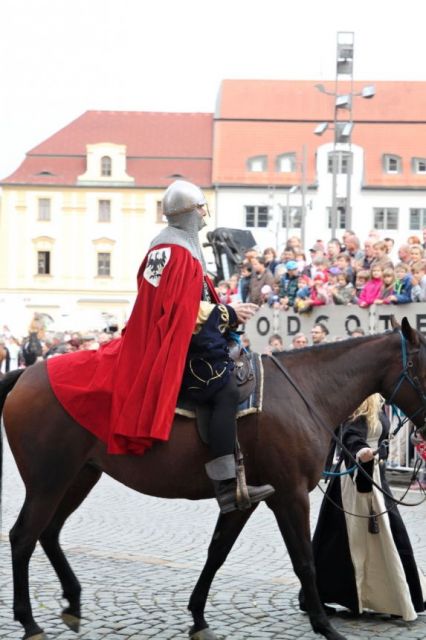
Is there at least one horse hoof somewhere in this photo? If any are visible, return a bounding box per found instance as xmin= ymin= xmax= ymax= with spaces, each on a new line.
xmin=189 ymin=628 xmax=219 ymax=640
xmin=61 ymin=612 xmax=81 ymax=632
xmin=24 ymin=634 xmax=48 ymax=640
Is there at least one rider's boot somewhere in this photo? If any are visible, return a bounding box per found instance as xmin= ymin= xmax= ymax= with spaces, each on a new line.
xmin=205 ymin=454 xmax=275 ymax=514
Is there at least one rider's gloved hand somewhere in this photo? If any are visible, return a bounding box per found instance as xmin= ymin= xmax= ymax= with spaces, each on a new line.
xmin=230 ymin=302 xmax=259 ymax=324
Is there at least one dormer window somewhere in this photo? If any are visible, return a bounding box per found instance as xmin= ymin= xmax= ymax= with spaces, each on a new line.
xmin=383 ymin=154 xmax=401 ymax=174
xmin=276 ymin=153 xmax=296 ymax=173
xmin=101 ymin=156 xmax=112 ymax=177
xmin=413 ymin=157 xmax=426 ymax=174
xmin=247 ymin=155 xmax=267 ymax=172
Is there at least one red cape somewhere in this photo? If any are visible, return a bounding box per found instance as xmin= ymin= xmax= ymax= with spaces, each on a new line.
xmin=47 ymin=244 xmax=218 ymax=454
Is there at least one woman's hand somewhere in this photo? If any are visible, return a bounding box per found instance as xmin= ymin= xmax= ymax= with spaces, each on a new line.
xmin=357 ymin=447 xmax=375 ymax=463
xmin=230 ymin=302 xmax=259 ymax=324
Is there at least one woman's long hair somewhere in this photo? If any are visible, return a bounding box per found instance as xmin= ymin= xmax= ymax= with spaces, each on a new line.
xmin=350 ymin=393 xmax=383 ymax=438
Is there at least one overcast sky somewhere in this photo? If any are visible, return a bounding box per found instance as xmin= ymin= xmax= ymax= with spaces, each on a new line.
xmin=1 ymin=0 xmax=425 ymax=179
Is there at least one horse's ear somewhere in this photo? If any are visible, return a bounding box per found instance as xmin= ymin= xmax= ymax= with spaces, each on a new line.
xmin=401 ymin=317 xmax=419 ymax=346
xmin=390 ymin=315 xmax=400 ymax=330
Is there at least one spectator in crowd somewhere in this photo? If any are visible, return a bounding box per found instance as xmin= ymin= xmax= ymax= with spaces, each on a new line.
xmin=357 ymin=239 xmax=375 ymax=272
xmin=408 ymin=243 xmax=424 ymax=266
xmin=228 ymin=273 xmax=240 ymax=299
xmin=265 ymin=333 xmax=285 ymax=354
xmin=358 ymin=265 xmax=385 ymax=308
xmin=217 ymin=280 xmax=232 ymax=304
xmin=238 ymin=262 xmax=252 ymax=302
xmin=397 ymin=243 xmax=411 ymax=264
xmin=422 ymin=228 xmax=426 ymax=250
xmin=375 ymin=267 xmax=396 ymax=304
xmin=294 ymin=249 xmax=307 ymax=272
xmin=354 ymin=269 xmax=370 ymax=302
xmin=383 ymin=237 xmax=396 ymax=259
xmin=326 ymin=238 xmax=342 ymax=265
xmin=302 ymin=394 xmax=426 ymax=621
xmin=287 ymin=235 xmax=303 ymax=253
xmin=407 ymin=234 xmax=422 ymax=245
xmin=278 ymin=260 xmax=300 ymax=310
xmin=349 ymin=328 xmax=366 ymax=337
xmin=335 ymin=252 xmax=354 ymax=283
xmin=371 ymin=240 xmax=394 ymax=271
xmin=384 ymin=262 xmax=413 ymax=304
xmin=411 ymin=261 xmax=426 ymax=302
xmin=291 ymin=332 xmax=308 ymax=349
xmin=275 ymin=247 xmax=297 ymax=279
xmin=247 ymin=256 xmax=275 ymax=305
xmin=294 ymin=272 xmax=329 ymax=313
xmin=310 ymin=322 xmax=329 ymax=345
xmin=330 ymin=271 xmax=356 ymax=305
xmin=343 ymin=233 xmax=363 ymax=262
xmin=266 ymin=282 xmax=282 ymax=308
xmin=263 ymin=247 xmax=279 ymax=275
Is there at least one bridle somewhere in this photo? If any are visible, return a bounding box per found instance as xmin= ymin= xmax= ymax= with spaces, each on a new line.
xmin=386 ymin=330 xmax=426 ymax=442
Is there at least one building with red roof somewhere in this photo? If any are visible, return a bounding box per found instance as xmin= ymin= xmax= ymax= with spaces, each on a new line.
xmin=0 ymin=111 xmax=213 ymax=333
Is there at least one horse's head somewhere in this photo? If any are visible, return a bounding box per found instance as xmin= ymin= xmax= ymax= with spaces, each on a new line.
xmin=384 ymin=316 xmax=426 ymax=441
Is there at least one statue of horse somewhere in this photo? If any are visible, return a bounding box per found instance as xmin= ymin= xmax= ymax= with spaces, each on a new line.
xmin=1 ymin=317 xmax=426 ymax=640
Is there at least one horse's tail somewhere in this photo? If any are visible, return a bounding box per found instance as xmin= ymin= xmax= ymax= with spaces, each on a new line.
xmin=0 ymin=369 xmax=25 ymax=531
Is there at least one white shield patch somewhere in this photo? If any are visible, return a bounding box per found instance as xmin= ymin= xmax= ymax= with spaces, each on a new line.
xmin=143 ymin=247 xmax=171 ymax=287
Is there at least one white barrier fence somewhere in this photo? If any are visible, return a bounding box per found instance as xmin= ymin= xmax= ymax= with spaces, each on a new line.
xmin=245 ymin=304 xmax=426 ymax=475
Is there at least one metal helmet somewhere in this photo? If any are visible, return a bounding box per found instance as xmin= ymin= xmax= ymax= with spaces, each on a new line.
xmin=162 ymin=179 xmax=207 ymax=216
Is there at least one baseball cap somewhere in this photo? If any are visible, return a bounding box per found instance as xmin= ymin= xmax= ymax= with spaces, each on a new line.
xmin=285 ymin=260 xmax=298 ymax=270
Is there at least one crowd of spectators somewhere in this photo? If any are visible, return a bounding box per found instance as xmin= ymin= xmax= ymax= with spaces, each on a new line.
xmin=216 ymin=228 xmax=426 ymax=314
xmin=0 ymin=317 xmax=120 ymax=373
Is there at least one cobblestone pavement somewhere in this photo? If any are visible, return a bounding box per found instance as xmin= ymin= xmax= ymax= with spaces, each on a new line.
xmin=1 ymin=442 xmax=426 ymax=640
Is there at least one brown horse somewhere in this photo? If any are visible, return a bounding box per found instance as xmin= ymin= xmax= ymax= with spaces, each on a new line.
xmin=1 ymin=317 xmax=426 ymax=640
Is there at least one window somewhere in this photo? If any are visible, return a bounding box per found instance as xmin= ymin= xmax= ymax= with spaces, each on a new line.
xmin=410 ymin=208 xmax=426 ymax=230
xmin=413 ymin=158 xmax=426 ymax=174
xmin=245 ymin=205 xmax=269 ymax=227
xmin=281 ymin=206 xmax=302 ymax=228
xmin=97 ymin=252 xmax=111 ymax=276
xmin=247 ymin=155 xmax=267 ymax=172
xmin=327 ymin=151 xmax=352 ymax=175
xmin=327 ymin=205 xmax=347 ymax=230
xmin=373 ymin=207 xmax=399 ymax=230
xmin=383 ymin=154 xmax=401 ymax=174
xmin=38 ymin=198 xmax=51 ymax=221
xmin=276 ymin=153 xmax=296 ymax=173
xmin=98 ymin=199 xmax=111 ymax=222
xmin=37 ymin=251 xmax=50 ymax=275
xmin=101 ymin=156 xmax=112 ymax=177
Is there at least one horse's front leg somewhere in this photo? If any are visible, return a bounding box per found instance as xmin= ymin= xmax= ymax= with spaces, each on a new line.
xmin=269 ymin=490 xmax=347 ymax=640
xmin=188 ymin=506 xmax=257 ymax=639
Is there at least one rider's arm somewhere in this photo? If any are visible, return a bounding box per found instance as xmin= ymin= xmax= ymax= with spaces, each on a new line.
xmin=193 ymin=302 xmax=238 ymax=334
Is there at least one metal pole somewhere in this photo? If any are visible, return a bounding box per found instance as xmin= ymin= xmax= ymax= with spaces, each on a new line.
xmin=285 ymin=191 xmax=290 ymax=243
xmin=301 ymin=144 xmax=307 ymax=248
xmin=331 ymin=152 xmax=338 ymax=238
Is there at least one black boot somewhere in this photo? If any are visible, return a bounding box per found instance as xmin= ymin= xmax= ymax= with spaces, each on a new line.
xmin=206 ymin=455 xmax=275 ymax=514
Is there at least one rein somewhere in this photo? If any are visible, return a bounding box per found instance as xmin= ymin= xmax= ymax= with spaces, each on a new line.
xmin=268 ymin=332 xmax=426 ymax=509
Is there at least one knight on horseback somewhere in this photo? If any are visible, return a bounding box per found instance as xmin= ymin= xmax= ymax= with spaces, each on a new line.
xmin=146 ymin=180 xmax=274 ymax=512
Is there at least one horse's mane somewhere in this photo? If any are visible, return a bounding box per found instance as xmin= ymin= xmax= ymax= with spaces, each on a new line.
xmin=262 ymin=330 xmax=396 ymax=360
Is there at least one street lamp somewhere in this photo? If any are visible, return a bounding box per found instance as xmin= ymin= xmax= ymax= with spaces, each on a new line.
xmin=314 ymin=32 xmax=375 ymax=236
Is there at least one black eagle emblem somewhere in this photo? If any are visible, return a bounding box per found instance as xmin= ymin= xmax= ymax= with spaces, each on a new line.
xmin=147 ymin=250 xmax=168 ymax=280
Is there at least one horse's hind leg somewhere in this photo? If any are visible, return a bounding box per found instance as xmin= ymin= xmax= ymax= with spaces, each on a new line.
xmin=188 ymin=506 xmax=256 ymax=639
xmin=10 ymin=490 xmax=72 ymax=640
xmin=38 ymin=464 xmax=102 ymax=632
xmin=269 ymin=491 xmax=347 ymax=640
